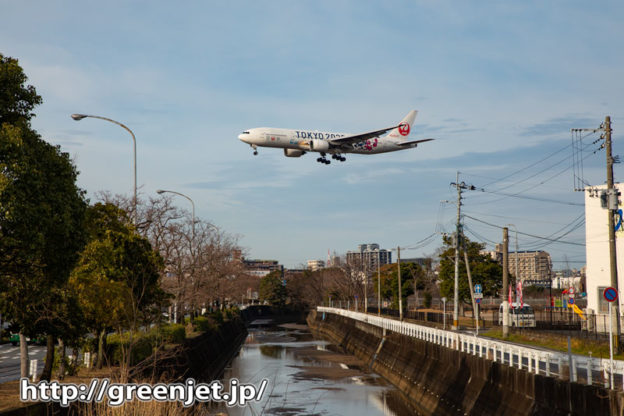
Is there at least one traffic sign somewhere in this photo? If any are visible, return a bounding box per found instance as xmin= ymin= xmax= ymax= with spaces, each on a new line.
xmin=604 ymin=287 xmax=618 ymax=303
xmin=474 ymin=292 xmax=483 ymax=299
xmin=476 ymin=298 xmax=482 ymax=304
xmin=569 ymin=287 xmax=575 ymax=295
xmin=474 ymin=284 xmax=482 ymax=294
xmin=569 ymin=297 xmax=575 ymax=305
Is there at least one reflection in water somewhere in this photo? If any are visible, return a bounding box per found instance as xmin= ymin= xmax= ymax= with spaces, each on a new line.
xmin=221 ymin=324 xmax=417 ymax=416
xmin=259 ymin=345 xmax=284 ymax=359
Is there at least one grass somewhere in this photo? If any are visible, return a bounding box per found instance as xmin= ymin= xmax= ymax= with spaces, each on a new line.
xmin=481 ymin=328 xmax=624 ymax=360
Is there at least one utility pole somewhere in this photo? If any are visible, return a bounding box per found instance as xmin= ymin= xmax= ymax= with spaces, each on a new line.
xmin=605 ymin=116 xmax=621 ymax=351
xmin=502 ymin=227 xmax=510 ymax=338
xmin=573 ymin=116 xmax=620 ymax=351
xmin=450 ymin=172 xmax=476 ymax=330
xmin=453 ymin=172 xmax=461 ymax=329
xmin=398 ymin=246 xmax=403 ymax=321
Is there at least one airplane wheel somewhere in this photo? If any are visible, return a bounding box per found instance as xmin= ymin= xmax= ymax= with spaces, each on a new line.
xmin=253 ymin=151 xmax=258 ymax=156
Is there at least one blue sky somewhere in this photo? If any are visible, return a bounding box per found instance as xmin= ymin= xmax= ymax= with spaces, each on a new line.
xmin=2 ymin=1 xmax=623 ymax=268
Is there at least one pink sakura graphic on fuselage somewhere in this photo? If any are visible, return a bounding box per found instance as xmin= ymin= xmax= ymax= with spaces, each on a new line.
xmin=364 ymin=138 xmax=378 ymax=151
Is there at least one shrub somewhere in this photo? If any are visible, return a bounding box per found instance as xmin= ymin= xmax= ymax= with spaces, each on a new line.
xmin=159 ymin=324 xmax=186 ymax=344
xmin=423 ymin=292 xmax=432 ymax=308
xmin=193 ymin=316 xmax=217 ymax=333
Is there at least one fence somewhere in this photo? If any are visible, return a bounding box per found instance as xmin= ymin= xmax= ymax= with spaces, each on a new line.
xmin=318 ymin=306 xmax=624 ymax=390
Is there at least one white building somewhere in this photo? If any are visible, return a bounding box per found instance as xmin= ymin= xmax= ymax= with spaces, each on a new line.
xmin=346 ymin=243 xmax=392 ymax=272
xmin=585 ymin=183 xmax=624 ymax=324
xmin=307 ymin=259 xmax=325 ymax=271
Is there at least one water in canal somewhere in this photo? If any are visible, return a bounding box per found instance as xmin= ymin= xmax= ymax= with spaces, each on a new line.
xmin=221 ymin=323 xmax=418 ymax=416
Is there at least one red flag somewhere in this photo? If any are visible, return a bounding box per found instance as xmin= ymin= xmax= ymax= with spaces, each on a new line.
xmin=517 ymin=280 xmax=523 ymax=308
xmin=509 ymin=285 xmax=514 ymax=309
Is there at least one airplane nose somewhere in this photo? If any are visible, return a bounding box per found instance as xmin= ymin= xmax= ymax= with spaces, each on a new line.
xmin=238 ymin=134 xmax=248 ymax=143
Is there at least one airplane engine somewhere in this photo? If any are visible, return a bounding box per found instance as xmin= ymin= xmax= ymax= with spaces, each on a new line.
xmin=310 ymin=139 xmax=329 ymax=152
xmin=283 ymin=149 xmax=306 ymax=158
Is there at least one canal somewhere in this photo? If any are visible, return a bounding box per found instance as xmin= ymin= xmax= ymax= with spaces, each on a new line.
xmin=220 ymin=322 xmax=417 ymax=416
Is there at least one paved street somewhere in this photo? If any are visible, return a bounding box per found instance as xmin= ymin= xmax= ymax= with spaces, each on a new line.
xmin=0 ymin=343 xmax=46 ymax=383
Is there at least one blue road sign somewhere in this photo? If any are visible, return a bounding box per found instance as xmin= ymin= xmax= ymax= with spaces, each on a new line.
xmin=569 ymin=297 xmax=575 ymax=305
xmin=474 ymin=284 xmax=482 ymax=294
xmin=476 ymin=298 xmax=482 ymax=304
xmin=604 ymin=287 xmax=618 ymax=302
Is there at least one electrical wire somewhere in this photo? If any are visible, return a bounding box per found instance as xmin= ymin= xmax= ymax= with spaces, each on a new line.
xmin=463 ymin=214 xmax=585 ymax=246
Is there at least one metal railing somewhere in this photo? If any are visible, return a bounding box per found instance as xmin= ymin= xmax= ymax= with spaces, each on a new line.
xmin=317 ymin=306 xmax=624 ymax=389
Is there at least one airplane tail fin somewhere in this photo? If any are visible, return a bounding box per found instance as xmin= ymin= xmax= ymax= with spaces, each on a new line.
xmin=386 ymin=110 xmax=418 ymax=139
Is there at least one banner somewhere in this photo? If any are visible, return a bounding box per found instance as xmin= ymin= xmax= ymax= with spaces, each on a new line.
xmin=509 ymin=285 xmax=514 ymax=309
xmin=517 ymin=280 xmax=523 ymax=308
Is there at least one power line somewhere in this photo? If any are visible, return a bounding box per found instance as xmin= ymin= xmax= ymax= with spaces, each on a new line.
xmin=473 ymin=188 xmax=584 ymax=206
xmin=463 ymin=214 xmax=585 ymax=246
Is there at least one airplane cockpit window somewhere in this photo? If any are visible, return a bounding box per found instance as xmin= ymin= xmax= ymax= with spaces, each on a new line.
xmin=241 ymin=131 xmax=250 ymax=134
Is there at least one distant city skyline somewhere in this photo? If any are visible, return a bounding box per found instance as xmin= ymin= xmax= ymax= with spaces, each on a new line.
xmin=1 ymin=1 xmax=622 ymax=268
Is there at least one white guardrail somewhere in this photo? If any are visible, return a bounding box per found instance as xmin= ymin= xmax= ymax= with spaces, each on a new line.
xmin=317 ymin=306 xmax=624 ymax=389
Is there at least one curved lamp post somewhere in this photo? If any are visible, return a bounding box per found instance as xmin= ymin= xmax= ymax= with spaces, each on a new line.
xmin=156 ymin=189 xmax=195 ymax=239
xmin=71 ymin=114 xmax=137 ymax=224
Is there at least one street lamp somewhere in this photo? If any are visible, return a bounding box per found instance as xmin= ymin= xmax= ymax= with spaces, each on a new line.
xmin=156 ymin=189 xmax=195 ymax=238
xmin=378 ymin=250 xmax=381 ymax=316
xmin=71 ymin=113 xmax=137 ymax=224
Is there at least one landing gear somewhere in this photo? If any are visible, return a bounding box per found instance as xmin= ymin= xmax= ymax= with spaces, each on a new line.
xmin=251 ymin=144 xmax=258 ymax=156
xmin=331 ymin=154 xmax=346 ymax=162
xmin=316 ymin=157 xmax=330 ymax=164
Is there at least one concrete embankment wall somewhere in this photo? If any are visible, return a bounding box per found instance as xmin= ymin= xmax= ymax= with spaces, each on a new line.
xmin=308 ymin=310 xmax=623 ymax=416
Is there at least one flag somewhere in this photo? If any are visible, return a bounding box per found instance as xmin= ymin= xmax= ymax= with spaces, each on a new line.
xmin=509 ymin=285 xmax=514 ymax=309
xmin=517 ymin=280 xmax=523 ymax=308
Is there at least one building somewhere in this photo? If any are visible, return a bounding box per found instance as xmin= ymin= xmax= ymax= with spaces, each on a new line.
xmin=242 ymin=259 xmax=283 ymax=278
xmin=488 ymin=245 xmax=553 ymax=283
xmin=346 ymin=243 xmax=392 ymax=272
xmin=585 ymin=183 xmax=624 ymax=319
xmin=400 ymin=257 xmax=432 ymax=270
xmin=307 ymin=260 xmax=325 ymax=271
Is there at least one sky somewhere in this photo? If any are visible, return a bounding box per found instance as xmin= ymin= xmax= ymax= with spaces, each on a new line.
xmin=2 ymin=1 xmax=624 ymax=268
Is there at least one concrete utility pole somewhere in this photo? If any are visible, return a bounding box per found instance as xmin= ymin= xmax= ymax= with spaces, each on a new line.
xmin=453 ymin=172 xmax=461 ymax=329
xmin=397 ymin=246 xmax=403 ymax=321
xmin=502 ymin=227 xmax=510 ymax=338
xmin=605 ymin=116 xmax=621 ymax=351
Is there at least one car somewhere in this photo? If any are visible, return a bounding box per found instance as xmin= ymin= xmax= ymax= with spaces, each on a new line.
xmin=9 ymin=333 xmax=46 ymax=346
xmin=498 ymin=303 xmax=537 ymax=327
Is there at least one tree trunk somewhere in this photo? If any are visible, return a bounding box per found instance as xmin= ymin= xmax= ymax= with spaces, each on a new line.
xmin=57 ymin=339 xmax=66 ymax=380
xmin=96 ymin=329 xmax=106 ymax=369
xmin=19 ymin=332 xmax=29 ymax=378
xmin=40 ymin=334 xmax=55 ymax=381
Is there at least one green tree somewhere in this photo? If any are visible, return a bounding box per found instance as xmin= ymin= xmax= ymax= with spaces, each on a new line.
xmin=0 ymin=123 xmax=87 ymax=379
xmin=373 ymin=262 xmax=425 ymax=310
xmin=438 ymin=235 xmax=503 ymax=309
xmin=259 ymin=270 xmax=287 ymax=307
xmin=0 ymin=54 xmax=42 ymax=126
xmin=69 ymin=203 xmax=166 ymax=375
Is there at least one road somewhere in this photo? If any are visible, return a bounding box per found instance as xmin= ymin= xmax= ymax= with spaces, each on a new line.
xmin=0 ymin=343 xmax=46 ymax=383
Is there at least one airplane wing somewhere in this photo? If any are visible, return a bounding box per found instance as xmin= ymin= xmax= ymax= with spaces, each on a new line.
xmin=396 ymin=138 xmax=434 ymax=146
xmin=328 ymin=125 xmax=401 ymax=145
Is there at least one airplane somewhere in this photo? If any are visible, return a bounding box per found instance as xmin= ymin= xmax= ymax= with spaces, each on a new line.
xmin=238 ymin=110 xmax=433 ymax=164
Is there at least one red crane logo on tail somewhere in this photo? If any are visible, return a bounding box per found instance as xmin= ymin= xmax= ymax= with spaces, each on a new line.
xmin=398 ymin=122 xmax=410 ymax=136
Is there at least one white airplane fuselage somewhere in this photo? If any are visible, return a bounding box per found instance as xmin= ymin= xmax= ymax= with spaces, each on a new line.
xmin=238 ymin=110 xmax=433 ymax=163
xmin=238 ymin=127 xmax=412 ymax=155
